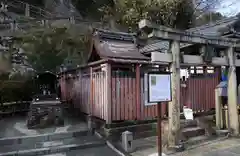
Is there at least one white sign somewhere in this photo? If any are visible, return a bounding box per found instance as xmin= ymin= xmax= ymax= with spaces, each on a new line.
xmin=148 ymin=73 xmax=171 ymax=103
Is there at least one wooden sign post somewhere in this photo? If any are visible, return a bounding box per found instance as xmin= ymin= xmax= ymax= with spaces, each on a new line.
xmin=147 ymin=72 xmax=172 ymax=156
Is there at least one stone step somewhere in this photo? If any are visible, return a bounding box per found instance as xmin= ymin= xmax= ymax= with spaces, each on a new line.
xmin=106 ymin=120 xmax=199 ymax=141
xmin=134 ymin=130 xmax=156 ymax=140
xmin=106 ymin=123 xmax=156 ymax=141
xmin=182 ymin=127 xmax=205 ymax=138
xmin=215 ymin=129 xmax=229 ymax=136
xmin=180 ymin=119 xmax=198 ymax=128
xmin=107 ymin=123 xmax=156 ymax=133
xmin=0 ymin=141 xmax=105 ymax=156
xmin=0 ymin=135 xmax=106 ymax=156
xmin=184 ymin=135 xmax=209 ymax=146
xmin=42 ymin=145 xmax=121 ymax=156
xmin=0 ymin=130 xmax=90 ymax=146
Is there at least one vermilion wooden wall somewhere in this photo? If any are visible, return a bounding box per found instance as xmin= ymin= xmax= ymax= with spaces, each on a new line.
xmin=60 ymin=66 xmax=220 ymax=123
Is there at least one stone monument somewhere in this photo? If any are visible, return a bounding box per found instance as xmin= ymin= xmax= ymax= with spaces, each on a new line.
xmin=27 ymin=71 xmax=64 ymax=129
xmin=27 ymin=94 xmax=64 ymax=129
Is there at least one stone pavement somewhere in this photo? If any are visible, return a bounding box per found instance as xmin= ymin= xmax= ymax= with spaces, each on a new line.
xmin=0 ymin=114 xmax=120 ymax=156
xmin=170 ymin=138 xmax=240 ymax=156
xmin=131 ymin=137 xmax=240 ymax=156
xmin=43 ymin=146 xmax=121 ymax=156
xmin=0 ymin=115 xmax=88 ymax=138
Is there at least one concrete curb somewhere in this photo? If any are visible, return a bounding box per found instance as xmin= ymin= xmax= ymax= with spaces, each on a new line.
xmin=0 ymin=130 xmax=89 ymax=146
xmin=0 ymin=140 xmax=106 ymax=156
xmin=95 ymin=131 xmax=129 ymax=156
xmin=106 ymin=141 xmax=126 ymax=156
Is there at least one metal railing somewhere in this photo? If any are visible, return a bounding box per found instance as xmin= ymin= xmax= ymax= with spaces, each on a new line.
xmin=7 ymin=0 xmax=54 ymax=18
xmin=0 ymin=1 xmax=110 ymax=37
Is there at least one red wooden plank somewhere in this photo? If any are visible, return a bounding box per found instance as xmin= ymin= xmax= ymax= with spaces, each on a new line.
xmin=136 ymin=65 xmax=141 ymax=120
xmin=100 ymin=73 xmax=103 ymax=119
xmin=112 ymin=73 xmax=116 ymax=121
xmin=148 ymin=105 xmax=151 ymax=119
xmin=203 ymin=78 xmax=207 ymax=111
xmin=87 ymin=76 xmax=90 ymax=113
xmin=140 ymin=77 xmax=144 ymax=120
xmin=81 ymin=77 xmax=84 ymax=112
xmin=124 ymin=73 xmax=129 ymax=120
xmin=97 ymin=73 xmax=100 ymax=118
xmin=103 ymin=72 xmax=106 ymax=119
xmin=153 ymin=105 xmax=156 ymax=118
xmin=143 ymin=106 xmax=146 ymax=119
xmin=98 ymin=73 xmax=101 ymax=118
xmin=120 ymin=72 xmax=125 ymax=120
xmin=93 ymin=74 xmax=95 ymax=116
xmin=83 ymin=76 xmax=85 ymax=112
xmin=102 ymin=73 xmax=104 ymax=119
xmin=128 ymin=74 xmax=133 ymax=120
xmin=205 ymin=78 xmax=209 ymax=111
xmin=96 ymin=74 xmax=98 ymax=117
xmin=116 ymin=72 xmax=121 ymax=120
xmin=83 ymin=77 xmax=86 ymax=112
xmin=132 ymin=74 xmax=136 ymax=120
xmin=104 ymin=72 xmax=107 ymax=120
xmin=99 ymin=73 xmax=101 ymax=118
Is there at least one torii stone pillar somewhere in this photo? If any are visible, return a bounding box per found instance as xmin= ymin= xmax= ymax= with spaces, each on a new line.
xmin=168 ymin=40 xmax=181 ymax=147
xmin=227 ymin=46 xmax=239 ymax=135
xmin=25 ymin=3 xmax=30 ymax=17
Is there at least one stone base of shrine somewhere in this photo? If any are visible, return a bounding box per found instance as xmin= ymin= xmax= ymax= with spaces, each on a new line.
xmin=27 ymin=100 xmax=64 ymax=129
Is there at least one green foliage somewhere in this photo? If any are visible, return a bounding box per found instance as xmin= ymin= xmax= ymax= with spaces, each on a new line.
xmin=15 ymin=26 xmax=90 ymax=73
xmin=71 ymin=0 xmax=114 ymax=18
xmin=0 ymin=73 xmax=34 ymax=103
xmin=72 ymin=0 xmax=221 ymax=31
xmin=195 ymin=12 xmax=225 ymax=26
xmin=98 ymin=0 xmax=195 ymax=31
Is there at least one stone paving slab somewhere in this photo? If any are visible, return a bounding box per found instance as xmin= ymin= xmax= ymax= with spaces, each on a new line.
xmin=43 ymin=145 xmax=121 ymax=156
xmin=131 ymin=137 xmax=240 ymax=156
xmin=0 ymin=115 xmax=88 ymax=139
xmin=0 ymin=130 xmax=90 ymax=146
xmin=0 ymin=139 xmax=106 ymax=156
xmin=0 ymin=135 xmax=100 ymax=153
xmin=169 ymin=138 xmax=240 ymax=156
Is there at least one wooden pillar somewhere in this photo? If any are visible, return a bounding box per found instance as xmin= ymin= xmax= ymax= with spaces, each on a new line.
xmin=168 ymin=41 xmax=181 ymax=146
xmin=227 ymin=46 xmax=239 ymax=135
xmin=136 ymin=64 xmax=141 ymax=120
xmin=106 ymin=63 xmax=112 ymax=124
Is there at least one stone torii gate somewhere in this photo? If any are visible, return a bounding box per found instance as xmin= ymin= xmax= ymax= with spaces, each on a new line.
xmin=139 ymin=19 xmax=240 ymax=147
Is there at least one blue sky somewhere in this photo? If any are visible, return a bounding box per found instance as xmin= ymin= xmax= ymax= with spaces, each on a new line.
xmin=217 ymin=0 xmax=240 ymax=16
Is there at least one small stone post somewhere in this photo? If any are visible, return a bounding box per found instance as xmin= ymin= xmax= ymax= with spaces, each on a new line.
xmin=87 ymin=115 xmax=95 ymax=135
xmin=122 ymin=131 xmax=133 ymax=152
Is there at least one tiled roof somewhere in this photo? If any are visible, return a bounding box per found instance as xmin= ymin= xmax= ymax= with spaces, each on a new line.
xmin=187 ymin=16 xmax=238 ymax=36
xmin=92 ymin=29 xmax=150 ymax=60
xmin=139 ymin=40 xmax=169 ymax=54
xmin=140 ymin=16 xmax=239 ymax=54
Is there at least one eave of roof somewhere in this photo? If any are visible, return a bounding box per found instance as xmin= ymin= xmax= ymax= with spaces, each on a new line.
xmin=91 ymin=29 xmax=150 ymax=61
